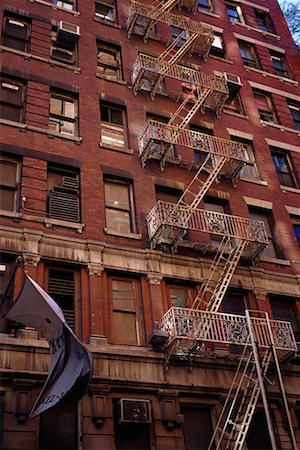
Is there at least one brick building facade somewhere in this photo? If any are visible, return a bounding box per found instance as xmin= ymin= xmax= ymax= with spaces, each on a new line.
xmin=0 ymin=0 xmax=299 ymax=449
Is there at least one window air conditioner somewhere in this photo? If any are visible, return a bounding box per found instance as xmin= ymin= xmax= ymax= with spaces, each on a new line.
xmin=224 ymin=72 xmax=243 ymax=100
xmin=118 ymin=399 xmax=151 ymax=424
xmin=57 ymin=21 xmax=80 ymax=44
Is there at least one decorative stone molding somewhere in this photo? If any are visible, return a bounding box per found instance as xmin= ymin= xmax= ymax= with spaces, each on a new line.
xmin=156 ymin=390 xmax=183 ymax=429
xmin=13 ymin=378 xmax=36 ymax=423
xmin=89 ymin=384 xmax=110 ymax=427
xmin=147 ymin=273 xmax=163 ymax=285
xmin=22 ymin=253 xmax=41 ymax=267
xmin=88 ymin=264 xmax=104 ymax=277
xmin=253 ymin=288 xmax=267 ymax=301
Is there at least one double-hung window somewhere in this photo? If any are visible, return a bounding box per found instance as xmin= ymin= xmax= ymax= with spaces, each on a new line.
xmin=2 ymin=14 xmax=31 ymax=52
xmin=238 ymin=41 xmax=260 ymax=68
xmin=100 ymin=102 xmax=127 ymax=149
xmin=270 ymin=51 xmax=290 ymax=78
xmin=249 ymin=208 xmax=281 ymax=259
xmin=0 ymin=157 xmax=20 ymax=211
xmin=231 ymin=137 xmax=260 ymax=181
xmin=209 ymin=34 xmax=226 ymax=59
xmin=52 ymin=0 xmax=76 ymax=11
xmin=49 ymin=91 xmax=78 ymax=136
xmin=0 ymin=78 xmax=25 ymax=122
xmin=97 ymin=41 xmax=122 ymax=80
xmin=166 ymin=283 xmax=195 ymax=308
xmin=288 ymin=101 xmax=300 ymax=131
xmin=253 ymin=90 xmax=278 ymax=123
xmin=51 ymin=26 xmax=77 ymax=65
xmin=226 ymin=3 xmax=245 ymax=23
xmin=271 ymin=149 xmax=298 ymax=188
xmin=95 ymin=0 xmax=116 ymax=22
xmin=255 ymin=10 xmax=276 ymax=34
xmin=104 ymin=177 xmax=135 ymax=234
xmin=198 ymin=0 xmax=213 ymax=13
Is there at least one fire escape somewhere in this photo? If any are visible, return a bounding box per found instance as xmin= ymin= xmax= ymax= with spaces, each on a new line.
xmin=127 ymin=1 xmax=298 ymax=448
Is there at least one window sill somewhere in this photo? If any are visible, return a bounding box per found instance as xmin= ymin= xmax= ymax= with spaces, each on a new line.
xmin=231 ymin=21 xmax=280 ymax=40
xmin=0 ymin=118 xmax=83 ymax=143
xmin=260 ymin=121 xmax=300 ymax=136
xmin=223 ymin=110 xmax=249 ymax=120
xmin=280 ymin=185 xmax=300 ymax=194
xmin=0 ymin=46 xmax=81 ymax=73
xmin=0 ymin=209 xmax=85 ymax=233
xmin=209 ymin=55 xmax=233 ymax=64
xmin=28 ymin=0 xmax=80 ymax=16
xmin=240 ymin=177 xmax=268 ymax=186
xmin=104 ymin=228 xmax=142 ymax=240
xmin=96 ymin=73 xmax=127 ymax=85
xmin=99 ymin=143 xmax=133 ymax=154
xmin=259 ymin=257 xmax=291 ymax=266
xmin=94 ymin=16 xmax=121 ymax=29
xmin=245 ymin=66 xmax=297 ymax=86
xmin=198 ymin=10 xmax=220 ymax=19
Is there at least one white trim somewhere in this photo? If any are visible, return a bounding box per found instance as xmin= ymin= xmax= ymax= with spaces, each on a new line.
xmin=285 ymin=205 xmax=300 ymax=216
xmin=249 ymin=81 xmax=300 ymax=102
xmin=245 ymin=66 xmax=297 ymax=86
xmin=243 ymin=197 xmax=273 ymax=209
xmin=265 ymin=139 xmax=300 ymax=154
xmin=234 ymin=33 xmax=284 ymax=52
xmin=230 ymin=0 xmax=269 ymax=12
xmin=226 ymin=128 xmax=253 ymax=140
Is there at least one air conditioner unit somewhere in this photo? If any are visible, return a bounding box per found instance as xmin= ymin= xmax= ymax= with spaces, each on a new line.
xmin=118 ymin=399 xmax=151 ymax=424
xmin=57 ymin=21 xmax=80 ymax=44
xmin=224 ymin=72 xmax=243 ymax=100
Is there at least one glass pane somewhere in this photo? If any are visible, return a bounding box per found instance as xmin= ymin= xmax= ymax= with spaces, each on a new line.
xmin=100 ymin=104 xmax=109 ymax=122
xmin=60 ymin=120 xmax=75 ymax=135
xmin=50 ymin=97 xmax=62 ymax=115
xmin=95 ymin=3 xmax=114 ymax=21
xmin=98 ymin=48 xmax=118 ymax=65
xmin=0 ymin=188 xmax=15 ymax=211
xmin=106 ymin=208 xmax=131 ymax=233
xmin=64 ymin=100 xmax=75 ymax=119
xmin=0 ymin=160 xmax=17 ymax=187
xmin=105 ymin=182 xmax=129 ymax=209
xmin=112 ymin=279 xmax=134 ymax=311
xmin=169 ymin=287 xmax=188 ymax=307
xmin=111 ymin=108 xmax=123 ymax=125
xmin=112 ymin=311 xmax=137 ymax=345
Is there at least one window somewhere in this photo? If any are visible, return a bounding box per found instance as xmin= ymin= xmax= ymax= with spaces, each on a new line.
xmin=255 ymin=10 xmax=276 ymax=34
xmin=47 ymin=165 xmax=80 ymax=222
xmin=104 ymin=178 xmax=135 ymax=234
xmin=0 ymin=157 xmax=20 ymax=211
xmin=100 ymin=102 xmax=127 ymax=149
xmin=249 ymin=208 xmax=281 ymax=259
xmin=181 ymin=405 xmax=214 ymax=449
xmin=253 ymin=90 xmax=278 ymax=123
xmin=146 ymin=113 xmax=175 ymax=157
xmin=209 ymin=33 xmax=226 ymax=59
xmin=204 ymin=197 xmax=230 ymax=248
xmin=2 ymin=14 xmax=31 ymax=52
xmin=238 ymin=41 xmax=260 ymax=68
xmin=171 ymin=26 xmax=188 ymax=47
xmin=133 ymin=17 xmax=156 ymax=37
xmin=140 ymin=66 xmax=165 ymax=94
xmin=109 ymin=276 xmax=143 ymax=345
xmin=246 ymin=409 xmax=273 ymax=449
xmin=0 ymin=257 xmax=16 ymax=333
xmin=288 ymin=101 xmax=300 ymax=131
xmin=46 ymin=267 xmax=79 ymax=331
xmin=271 ymin=149 xmax=298 ymax=188
xmin=97 ymin=41 xmax=122 ymax=80
xmin=269 ymin=295 xmax=300 ymax=342
xmin=231 ymin=137 xmax=260 ymax=181
xmin=226 ymin=3 xmax=245 ymax=23
xmin=190 ymin=124 xmax=213 ymax=165
xmin=291 ymin=216 xmax=300 ymax=247
xmin=49 ymin=91 xmax=78 ymax=136
xmin=166 ymin=283 xmax=194 ymax=308
xmin=224 ymin=93 xmax=244 ymax=115
xmin=222 ymin=291 xmax=246 ymax=353
xmin=270 ymin=51 xmax=290 ymax=78
xmin=52 ymin=0 xmax=76 ymax=10
xmin=155 ymin=185 xmax=181 ymax=204
xmin=0 ymin=78 xmax=25 ymax=122
xmin=51 ymin=26 xmax=77 ymax=65
xmin=40 ymin=399 xmax=78 ymax=449
xmin=198 ymin=0 xmax=213 ymax=13
xmin=95 ymin=0 xmax=116 ymax=22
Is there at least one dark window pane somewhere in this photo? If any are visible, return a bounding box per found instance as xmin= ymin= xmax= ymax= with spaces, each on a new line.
xmin=181 ymin=405 xmax=214 ymax=449
xmin=246 ymin=409 xmax=272 ymax=449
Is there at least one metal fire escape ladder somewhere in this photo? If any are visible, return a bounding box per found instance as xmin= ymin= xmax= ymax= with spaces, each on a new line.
xmin=141 ymin=0 xmax=181 ymax=42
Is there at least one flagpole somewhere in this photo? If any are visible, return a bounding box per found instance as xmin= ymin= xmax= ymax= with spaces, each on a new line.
xmin=0 ymin=255 xmax=23 ymax=310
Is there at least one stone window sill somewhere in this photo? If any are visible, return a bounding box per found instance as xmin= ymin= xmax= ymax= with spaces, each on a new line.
xmin=104 ymin=228 xmax=142 ymax=240
xmin=245 ymin=66 xmax=297 ymax=86
xmin=231 ymin=21 xmax=280 ymax=40
xmin=0 ymin=118 xmax=82 ymax=143
xmin=210 ymin=55 xmax=233 ymax=64
xmin=0 ymin=46 xmax=81 ymax=73
xmin=28 ymin=0 xmax=80 ymax=16
xmin=99 ymin=143 xmax=134 ymax=154
xmin=198 ymin=10 xmax=220 ymax=19
xmin=280 ymin=185 xmax=300 ymax=194
xmin=96 ymin=73 xmax=127 ymax=85
xmin=0 ymin=209 xmax=85 ymax=233
xmin=94 ymin=16 xmax=121 ymax=29
xmin=260 ymin=121 xmax=300 ymax=136
xmin=223 ymin=110 xmax=249 ymax=120
xmin=260 ymin=257 xmax=291 ymax=266
xmin=240 ymin=177 xmax=268 ymax=186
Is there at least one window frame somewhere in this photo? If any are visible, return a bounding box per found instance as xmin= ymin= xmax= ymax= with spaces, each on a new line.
xmin=224 ymin=93 xmax=244 ymax=115
xmin=49 ymin=91 xmax=79 ymax=136
xmin=209 ymin=33 xmax=226 ymax=59
xmin=253 ymin=90 xmax=278 ymax=124
xmin=2 ymin=14 xmax=31 ymax=52
xmin=291 ymin=216 xmax=300 ymax=248
xmin=238 ymin=41 xmax=260 ymax=69
xmin=100 ymin=102 xmax=128 ymax=149
xmin=231 ymin=137 xmax=260 ymax=181
xmin=0 ymin=156 xmax=21 ymax=212
xmin=50 ymin=26 xmax=77 ymax=65
xmin=104 ymin=177 xmax=136 ymax=234
xmin=95 ymin=0 xmax=117 ymax=23
xmin=287 ymin=101 xmax=300 ymax=131
xmin=197 ymin=0 xmax=213 ymax=13
xmin=226 ymin=3 xmax=245 ymax=24
xmin=96 ymin=41 xmax=122 ymax=80
xmin=271 ymin=149 xmax=298 ymax=188
xmin=0 ymin=77 xmax=26 ymax=123
xmin=52 ymin=0 xmax=76 ymax=11
xmin=270 ymin=51 xmax=290 ymax=79
xmin=249 ymin=208 xmax=281 ymax=259
xmin=255 ymin=10 xmax=276 ymax=34
xmin=108 ymin=275 xmax=144 ymax=346
xmin=166 ymin=282 xmax=195 ymax=308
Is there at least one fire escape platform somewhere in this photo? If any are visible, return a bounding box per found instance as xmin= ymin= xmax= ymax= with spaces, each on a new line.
xmin=159 ymin=307 xmax=298 ymax=354
xmin=127 ymin=1 xmax=214 ymax=58
xmin=147 ymin=201 xmax=268 ymax=258
xmin=132 ymin=54 xmax=228 ymax=110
